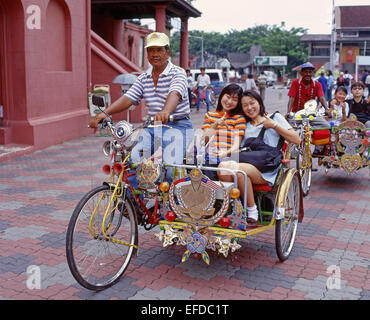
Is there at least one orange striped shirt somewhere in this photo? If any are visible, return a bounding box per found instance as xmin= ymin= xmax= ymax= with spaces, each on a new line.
xmin=201 ymin=111 xmax=247 ymax=152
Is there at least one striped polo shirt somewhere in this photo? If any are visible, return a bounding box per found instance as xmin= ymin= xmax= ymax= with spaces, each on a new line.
xmin=124 ymin=61 xmax=190 ymax=117
xmin=201 ymin=111 xmax=247 ymax=151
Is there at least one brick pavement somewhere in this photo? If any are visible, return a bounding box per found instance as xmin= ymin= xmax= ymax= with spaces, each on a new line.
xmin=0 ymin=89 xmax=370 ymax=301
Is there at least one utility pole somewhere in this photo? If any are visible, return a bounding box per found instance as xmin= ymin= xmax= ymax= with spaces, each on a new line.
xmin=329 ymin=0 xmax=336 ymax=72
xmin=189 ymin=34 xmax=204 ymax=68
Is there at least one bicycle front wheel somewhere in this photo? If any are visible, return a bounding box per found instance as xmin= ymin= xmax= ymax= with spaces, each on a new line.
xmin=296 ymin=150 xmax=312 ymax=197
xmin=275 ymin=172 xmax=300 ymax=261
xmin=66 ymin=185 xmax=138 ymax=291
xmin=209 ymin=90 xmax=217 ymax=106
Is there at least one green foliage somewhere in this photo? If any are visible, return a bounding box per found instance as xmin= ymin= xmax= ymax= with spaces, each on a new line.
xmin=171 ymin=22 xmax=309 ymax=72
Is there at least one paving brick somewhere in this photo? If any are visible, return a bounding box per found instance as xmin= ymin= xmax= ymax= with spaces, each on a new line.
xmin=1 ymin=225 xmax=48 ymax=241
xmin=129 ymin=286 xmax=194 ymax=300
xmin=1 ymin=119 xmax=369 ymax=300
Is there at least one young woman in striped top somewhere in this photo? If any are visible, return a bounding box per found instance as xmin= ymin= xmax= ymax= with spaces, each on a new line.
xmin=200 ymin=84 xmax=246 ymax=179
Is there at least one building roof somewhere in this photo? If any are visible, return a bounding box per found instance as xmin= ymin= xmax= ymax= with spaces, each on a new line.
xmin=301 ymin=34 xmax=331 ymax=42
xmin=227 ymin=45 xmax=265 ymax=69
xmin=91 ymin=0 xmax=202 ymax=19
xmin=227 ymin=52 xmax=250 ymax=69
xmin=338 ymin=5 xmax=370 ymax=28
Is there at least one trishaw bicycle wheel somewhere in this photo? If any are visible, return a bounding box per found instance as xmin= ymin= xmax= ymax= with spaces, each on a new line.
xmin=66 ymin=185 xmax=138 ymax=291
xmin=275 ymin=172 xmax=300 ymax=261
xmin=296 ymin=150 xmax=312 ymax=197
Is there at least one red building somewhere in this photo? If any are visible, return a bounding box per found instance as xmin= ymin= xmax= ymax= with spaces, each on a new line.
xmin=0 ymin=0 xmax=200 ymax=159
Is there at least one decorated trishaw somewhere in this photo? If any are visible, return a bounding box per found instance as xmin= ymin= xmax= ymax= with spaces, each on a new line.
xmin=65 ymin=95 xmax=304 ymax=291
xmin=288 ymin=100 xmax=370 ymax=179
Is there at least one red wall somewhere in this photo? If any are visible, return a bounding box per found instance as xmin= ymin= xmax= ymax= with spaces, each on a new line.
xmin=0 ymin=0 xmax=156 ymax=152
xmin=0 ymin=0 xmax=90 ymax=148
xmin=90 ymin=20 xmax=152 ymax=123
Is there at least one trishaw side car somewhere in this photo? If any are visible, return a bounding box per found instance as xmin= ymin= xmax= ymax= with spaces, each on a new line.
xmin=66 ymin=97 xmax=304 ymax=291
xmin=318 ymin=118 xmax=370 ymax=175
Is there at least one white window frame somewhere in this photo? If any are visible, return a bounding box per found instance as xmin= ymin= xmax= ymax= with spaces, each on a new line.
xmin=340 ymin=31 xmax=359 ymax=38
xmin=139 ymin=37 xmax=145 ymax=68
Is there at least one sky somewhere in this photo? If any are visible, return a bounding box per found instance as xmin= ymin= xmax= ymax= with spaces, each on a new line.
xmin=185 ymin=0 xmax=370 ymax=35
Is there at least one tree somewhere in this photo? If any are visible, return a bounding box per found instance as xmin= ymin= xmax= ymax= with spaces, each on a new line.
xmin=258 ymin=23 xmax=308 ymax=71
xmin=170 ymin=23 xmax=308 ymax=72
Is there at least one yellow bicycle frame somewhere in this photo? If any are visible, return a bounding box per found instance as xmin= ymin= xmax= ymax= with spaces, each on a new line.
xmin=88 ymin=153 xmax=138 ymax=249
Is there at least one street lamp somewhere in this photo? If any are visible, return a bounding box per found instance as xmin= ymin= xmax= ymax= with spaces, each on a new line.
xmin=329 ymin=0 xmax=336 ymax=72
xmin=189 ymin=34 xmax=204 ymax=67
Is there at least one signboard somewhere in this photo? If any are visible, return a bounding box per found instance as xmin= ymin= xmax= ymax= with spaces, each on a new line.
xmin=356 ymin=56 xmax=370 ymax=65
xmin=355 ymin=56 xmax=370 ymax=81
xmin=341 ymin=47 xmax=360 ymax=64
xmin=254 ymin=56 xmax=287 ymax=66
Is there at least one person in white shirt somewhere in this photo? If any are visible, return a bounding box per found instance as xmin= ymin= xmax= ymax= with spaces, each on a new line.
xmin=257 ymin=71 xmax=268 ymax=101
xmin=195 ymin=67 xmax=211 ymax=112
xmin=245 ymin=74 xmax=257 ymax=91
xmin=343 ymin=70 xmax=353 ymax=98
xmin=365 ymin=74 xmax=370 ymax=98
xmin=186 ymin=69 xmax=194 ymax=108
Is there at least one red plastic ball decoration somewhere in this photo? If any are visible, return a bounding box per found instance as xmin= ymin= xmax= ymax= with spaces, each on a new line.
xmin=102 ymin=164 xmax=111 ymax=175
xmin=165 ymin=211 xmax=176 ymax=222
xmin=219 ymin=217 xmax=230 ymax=228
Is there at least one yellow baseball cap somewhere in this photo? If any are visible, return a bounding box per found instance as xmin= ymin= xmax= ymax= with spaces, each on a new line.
xmin=145 ymin=32 xmax=170 ymax=48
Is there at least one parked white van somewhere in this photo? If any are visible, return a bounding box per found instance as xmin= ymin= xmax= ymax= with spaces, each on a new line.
xmin=190 ymin=69 xmax=225 ymax=95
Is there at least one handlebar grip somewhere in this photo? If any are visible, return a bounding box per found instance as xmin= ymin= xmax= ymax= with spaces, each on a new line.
xmin=98 ymin=118 xmax=112 ymax=129
xmin=101 ymin=118 xmax=108 ymax=128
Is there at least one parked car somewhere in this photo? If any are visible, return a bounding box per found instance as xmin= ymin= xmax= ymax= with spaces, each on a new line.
xmin=190 ymin=69 xmax=226 ymax=96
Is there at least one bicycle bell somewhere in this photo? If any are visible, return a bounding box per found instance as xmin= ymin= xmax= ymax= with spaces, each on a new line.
xmin=102 ymin=140 xmax=113 ymax=157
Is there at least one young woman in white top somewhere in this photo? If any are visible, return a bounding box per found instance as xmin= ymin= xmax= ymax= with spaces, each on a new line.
xmin=218 ymin=90 xmax=301 ymax=227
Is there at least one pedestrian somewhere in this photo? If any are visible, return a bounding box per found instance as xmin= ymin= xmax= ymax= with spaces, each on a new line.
xmin=194 ymin=67 xmax=211 ymax=112
xmin=336 ymin=72 xmax=346 ymax=88
xmin=186 ymin=69 xmax=194 ymax=108
xmin=361 ymin=69 xmax=368 ymax=84
xmin=326 ymin=70 xmax=334 ymax=101
xmin=318 ymin=72 xmax=328 ymax=101
xmin=366 ymin=73 xmax=370 ymax=99
xmin=343 ymin=70 xmax=353 ymax=97
xmin=257 ymin=71 xmax=268 ymax=101
xmin=327 ymin=86 xmax=349 ymax=126
xmin=245 ymin=74 xmax=258 ymax=91
xmin=88 ymin=32 xmax=193 ymax=180
xmin=345 ymin=81 xmax=370 ymax=128
xmin=217 ymin=90 xmax=300 ymax=227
